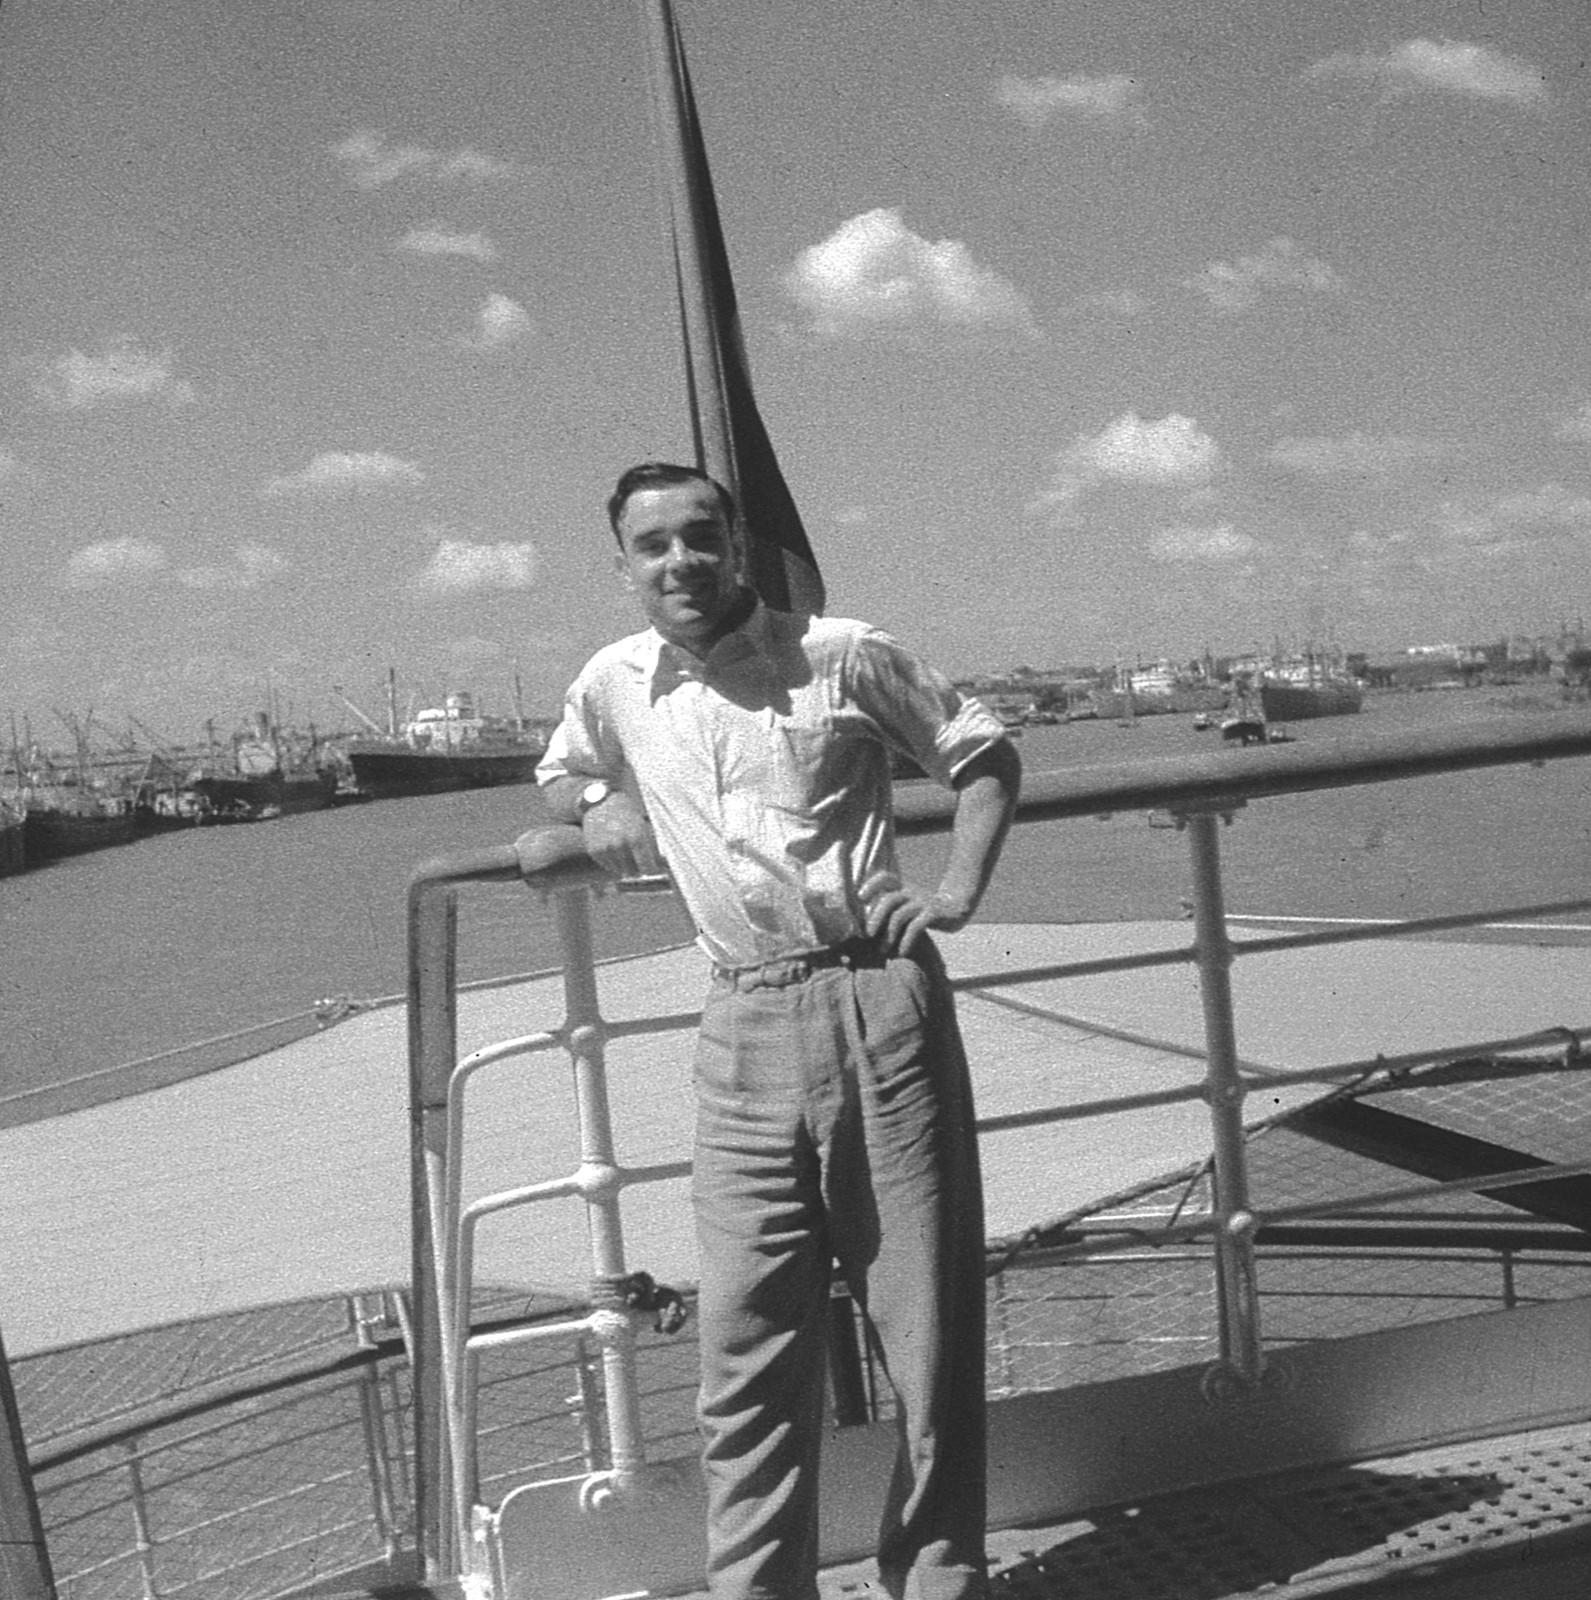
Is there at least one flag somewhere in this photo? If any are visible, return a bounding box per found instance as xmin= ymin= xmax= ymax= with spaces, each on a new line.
xmin=639 ymin=0 xmax=825 ymax=616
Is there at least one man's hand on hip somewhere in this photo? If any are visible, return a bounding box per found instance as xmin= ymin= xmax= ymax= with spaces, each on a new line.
xmin=861 ymin=873 xmax=973 ymax=956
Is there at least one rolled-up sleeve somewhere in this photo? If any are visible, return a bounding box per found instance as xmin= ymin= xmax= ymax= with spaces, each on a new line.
xmin=535 ymin=664 xmax=628 ymax=790
xmin=848 ymin=628 xmax=1006 ymax=788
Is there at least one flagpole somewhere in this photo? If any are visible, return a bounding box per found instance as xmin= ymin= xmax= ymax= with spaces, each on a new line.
xmin=636 ymin=0 xmax=825 ymax=615
xmin=638 ymin=0 xmax=734 ymax=492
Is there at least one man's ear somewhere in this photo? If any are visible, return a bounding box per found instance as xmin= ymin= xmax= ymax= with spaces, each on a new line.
xmin=614 ymin=548 xmax=634 ymax=589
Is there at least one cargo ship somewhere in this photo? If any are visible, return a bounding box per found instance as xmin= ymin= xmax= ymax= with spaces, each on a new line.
xmin=187 ymin=713 xmax=339 ymax=821
xmin=1258 ymin=655 xmax=1365 ymax=722
xmin=342 ymin=691 xmax=546 ymax=799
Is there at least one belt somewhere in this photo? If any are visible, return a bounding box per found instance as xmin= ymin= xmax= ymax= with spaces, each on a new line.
xmin=711 ymin=939 xmax=887 ymax=992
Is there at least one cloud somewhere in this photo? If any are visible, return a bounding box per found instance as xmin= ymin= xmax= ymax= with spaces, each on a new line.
xmin=1149 ymin=523 xmax=1257 ymax=562
xmin=461 ymin=293 xmax=534 ymax=351
xmin=63 ymin=538 xmax=290 ymax=591
xmin=1555 ymin=402 xmax=1591 ymax=442
xmin=175 ymin=544 xmax=290 ymax=590
xmin=64 ymin=537 xmax=169 ymax=587
xmin=1267 ymin=432 xmax=1446 ymax=476
xmin=1032 ymin=410 xmax=1220 ymax=514
xmin=1435 ymin=483 xmax=1591 ymax=552
xmin=332 ymin=129 xmax=516 ymax=189
xmin=396 ymin=226 xmax=499 ymax=262
xmin=264 ymin=451 xmax=425 ymax=495
xmin=1184 ymin=238 xmax=1344 ymax=314
xmin=1308 ymin=39 xmax=1549 ymax=108
xmin=36 ymin=338 xmax=196 ymax=411
xmin=784 ymin=209 xmax=1035 ymax=338
xmin=995 ymin=73 xmax=1147 ymax=129
xmin=413 ymin=537 xmax=538 ymax=592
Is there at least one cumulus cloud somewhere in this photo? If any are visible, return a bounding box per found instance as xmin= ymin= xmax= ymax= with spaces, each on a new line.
xmin=396 ymin=226 xmax=498 ymax=262
xmin=1436 ymin=483 xmax=1591 ymax=550
xmin=995 ymin=72 xmax=1147 ymax=128
xmin=64 ymin=537 xmax=168 ymax=587
xmin=176 ymin=544 xmax=290 ymax=590
xmin=1308 ymin=39 xmax=1549 ymax=108
xmin=36 ymin=338 xmax=196 ymax=411
xmin=332 ymin=130 xmax=517 ymax=189
xmin=64 ymin=538 xmax=290 ymax=591
xmin=1267 ymin=432 xmax=1446 ymax=475
xmin=1184 ymin=238 xmax=1344 ymax=314
xmin=1031 ymin=410 xmax=1220 ymax=515
xmin=264 ymin=451 xmax=425 ymax=495
xmin=1149 ymin=523 xmax=1257 ymax=562
xmin=413 ymin=537 xmax=538 ymax=592
xmin=1555 ymin=402 xmax=1591 ymax=442
xmin=784 ymin=209 xmax=1035 ymax=338
xmin=461 ymin=293 xmax=534 ymax=351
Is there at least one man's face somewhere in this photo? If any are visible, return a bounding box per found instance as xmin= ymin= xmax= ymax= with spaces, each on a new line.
xmin=614 ymin=480 xmax=743 ymax=652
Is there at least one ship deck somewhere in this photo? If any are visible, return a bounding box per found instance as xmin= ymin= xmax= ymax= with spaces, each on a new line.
xmin=6 ymin=917 xmax=1591 ymax=1599
xmin=6 ymin=918 xmax=1590 ymax=1354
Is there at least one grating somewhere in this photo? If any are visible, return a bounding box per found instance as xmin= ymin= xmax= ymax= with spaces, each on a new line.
xmin=980 ymin=1420 xmax=1591 ymax=1600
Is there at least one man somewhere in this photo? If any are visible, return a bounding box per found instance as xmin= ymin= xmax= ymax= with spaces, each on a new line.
xmin=537 ymin=462 xmax=1020 ymax=1600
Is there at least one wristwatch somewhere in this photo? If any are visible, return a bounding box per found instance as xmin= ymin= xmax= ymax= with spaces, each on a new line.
xmin=575 ymin=779 xmax=613 ymax=820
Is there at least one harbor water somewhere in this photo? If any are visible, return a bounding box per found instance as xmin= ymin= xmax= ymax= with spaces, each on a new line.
xmin=4 ymin=687 xmax=1590 ymax=1111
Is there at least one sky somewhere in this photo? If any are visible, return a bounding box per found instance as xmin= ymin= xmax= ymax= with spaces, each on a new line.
xmin=2 ymin=0 xmax=1589 ymax=745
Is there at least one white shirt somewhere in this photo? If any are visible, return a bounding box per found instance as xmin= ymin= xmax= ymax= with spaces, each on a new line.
xmin=537 ymin=603 xmax=1005 ymax=967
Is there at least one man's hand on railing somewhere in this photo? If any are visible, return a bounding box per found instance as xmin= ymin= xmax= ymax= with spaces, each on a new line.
xmin=581 ymin=790 xmax=667 ymax=881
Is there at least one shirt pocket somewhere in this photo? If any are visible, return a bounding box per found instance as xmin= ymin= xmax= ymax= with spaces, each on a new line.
xmin=761 ymin=710 xmax=847 ymax=816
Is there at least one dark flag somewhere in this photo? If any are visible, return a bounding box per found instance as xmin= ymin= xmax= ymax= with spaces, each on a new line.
xmin=639 ymin=0 xmax=826 ymax=616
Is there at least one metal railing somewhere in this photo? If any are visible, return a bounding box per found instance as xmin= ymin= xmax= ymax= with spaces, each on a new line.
xmin=401 ymin=706 xmax=1591 ymax=1582
xmin=22 ymin=1295 xmax=416 ymax=1600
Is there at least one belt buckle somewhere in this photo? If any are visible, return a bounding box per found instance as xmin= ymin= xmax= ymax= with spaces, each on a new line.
xmin=765 ymin=956 xmax=809 ymax=988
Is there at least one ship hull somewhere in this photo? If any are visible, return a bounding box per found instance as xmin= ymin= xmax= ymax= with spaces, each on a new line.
xmin=1258 ymin=679 xmax=1364 ymax=721
xmin=22 ymin=806 xmax=138 ymax=864
xmin=1 ymin=805 xmax=27 ymax=875
xmin=189 ymin=770 xmax=338 ymax=820
xmin=344 ymin=744 xmax=541 ymax=798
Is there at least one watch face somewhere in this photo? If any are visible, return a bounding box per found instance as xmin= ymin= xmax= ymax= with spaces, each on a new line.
xmin=580 ymin=780 xmax=610 ymax=812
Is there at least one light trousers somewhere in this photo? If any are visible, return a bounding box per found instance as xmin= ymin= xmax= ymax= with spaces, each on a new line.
xmin=691 ymin=941 xmax=988 ymax=1600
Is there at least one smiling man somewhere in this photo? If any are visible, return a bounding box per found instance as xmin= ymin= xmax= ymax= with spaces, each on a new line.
xmin=536 ymin=461 xmax=1020 ymax=1600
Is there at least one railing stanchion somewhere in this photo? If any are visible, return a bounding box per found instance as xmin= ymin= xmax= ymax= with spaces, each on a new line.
xmin=1181 ymin=804 xmax=1266 ymax=1387
xmin=554 ymin=889 xmax=649 ymax=1489
xmin=408 ymin=877 xmax=460 ymax=1577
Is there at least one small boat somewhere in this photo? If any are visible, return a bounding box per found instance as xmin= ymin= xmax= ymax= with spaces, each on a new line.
xmin=1220 ymin=711 xmax=1267 ymax=746
xmin=1220 ymin=674 xmax=1268 ymax=746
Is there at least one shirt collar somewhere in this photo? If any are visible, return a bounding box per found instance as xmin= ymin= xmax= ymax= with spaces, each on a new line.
xmin=643 ymin=596 xmax=769 ymax=687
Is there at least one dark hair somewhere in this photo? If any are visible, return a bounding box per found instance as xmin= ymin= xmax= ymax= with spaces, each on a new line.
xmin=606 ymin=462 xmax=737 ymax=544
